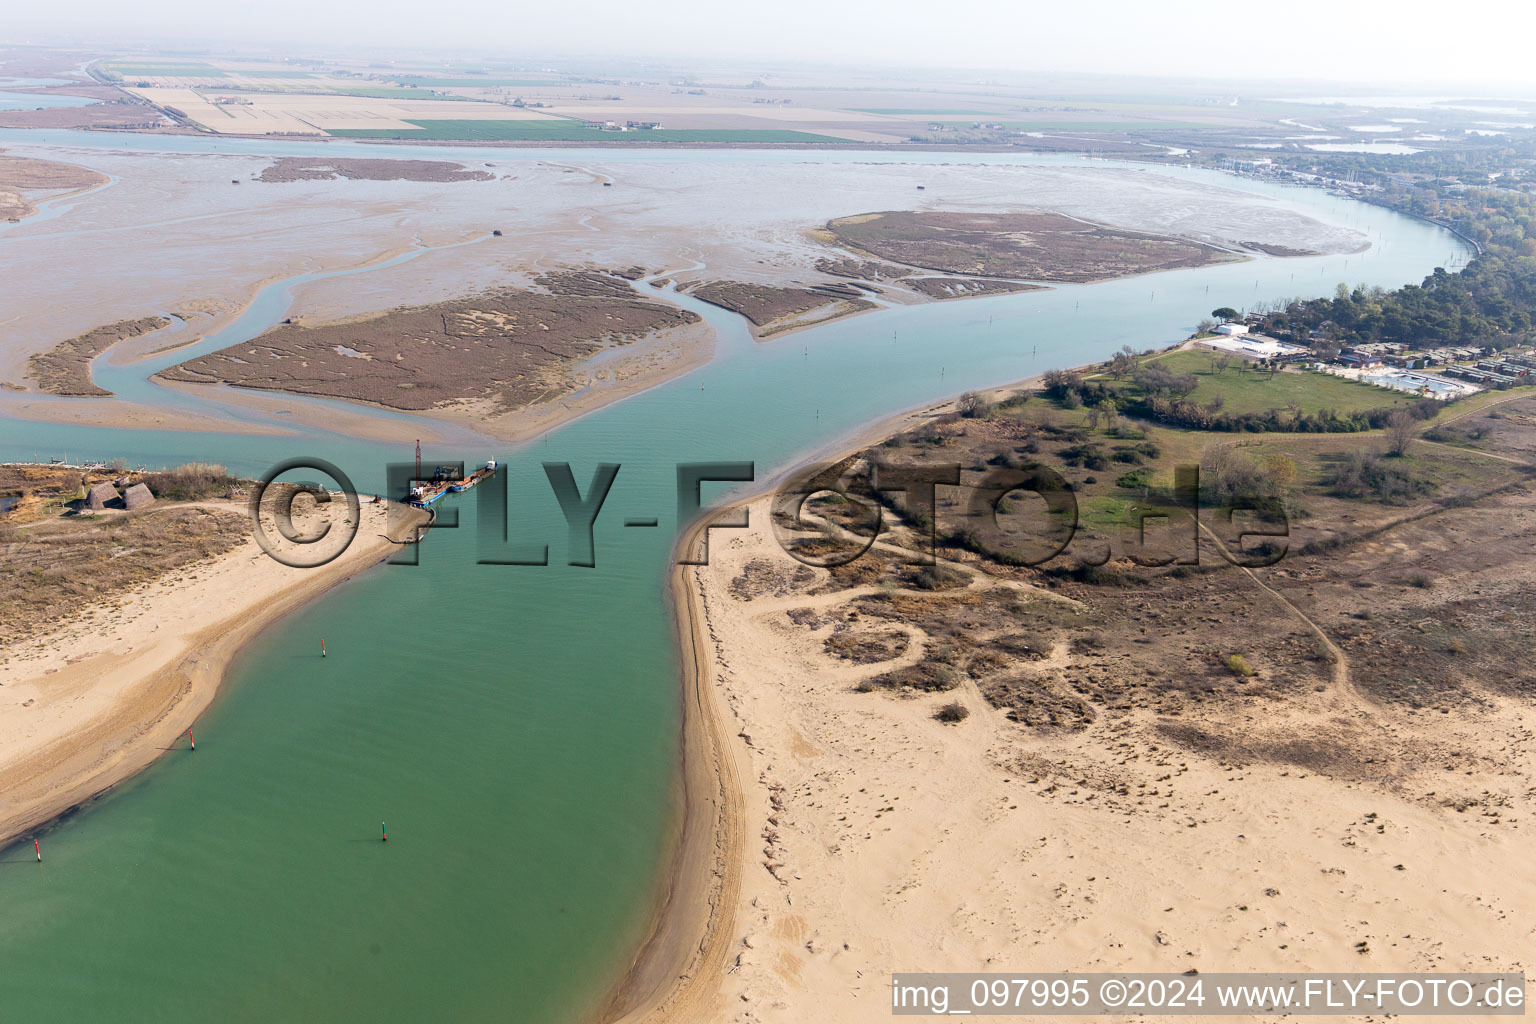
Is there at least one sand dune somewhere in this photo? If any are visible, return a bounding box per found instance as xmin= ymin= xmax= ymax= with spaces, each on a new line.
xmin=618 ymin=487 xmax=1534 ymax=1023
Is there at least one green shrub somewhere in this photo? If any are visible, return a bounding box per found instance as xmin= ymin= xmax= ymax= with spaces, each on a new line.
xmin=907 ymin=564 xmax=968 ymax=591
xmin=1116 ymin=469 xmax=1155 ymax=489
xmin=998 ymin=391 xmax=1031 ymax=409
xmin=1327 ymin=451 xmax=1436 ymax=504
xmin=957 ymin=391 xmax=994 ymax=419
xmin=863 ymin=661 xmax=961 ymax=692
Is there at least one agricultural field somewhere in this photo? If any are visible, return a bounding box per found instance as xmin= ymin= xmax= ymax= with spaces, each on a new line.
xmin=333 ymin=88 xmax=467 ymax=100
xmin=383 ymin=77 xmax=569 ymax=88
xmin=851 ymin=108 xmax=1002 ymax=115
xmin=94 ymin=55 xmax=1247 ymax=145
xmin=101 ymin=63 xmax=228 ymax=79
xmin=77 ymin=51 xmax=1449 ymax=149
xmin=327 ymin=120 xmax=843 ymax=142
xmin=118 ymin=87 xmax=565 ymax=134
xmin=916 ymin=119 xmax=1211 ymax=131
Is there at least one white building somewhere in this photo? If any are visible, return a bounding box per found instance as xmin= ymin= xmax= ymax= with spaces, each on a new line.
xmin=1214 ymin=323 xmax=1249 ymax=336
xmin=1194 ymin=334 xmax=1308 ymax=362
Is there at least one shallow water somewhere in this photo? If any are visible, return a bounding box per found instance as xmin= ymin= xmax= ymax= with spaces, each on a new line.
xmin=0 ymin=87 xmax=96 ymax=112
xmin=0 ymin=135 xmax=1471 ymax=1023
xmin=1307 ymin=142 xmax=1424 ymax=155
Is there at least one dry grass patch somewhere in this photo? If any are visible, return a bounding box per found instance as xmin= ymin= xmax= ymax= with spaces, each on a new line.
xmin=0 ymin=506 xmax=248 ymax=647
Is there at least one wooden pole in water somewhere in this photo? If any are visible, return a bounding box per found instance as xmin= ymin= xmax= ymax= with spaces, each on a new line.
xmin=34 ymin=839 xmax=41 ymax=862
xmin=381 ymin=822 xmax=387 ymax=842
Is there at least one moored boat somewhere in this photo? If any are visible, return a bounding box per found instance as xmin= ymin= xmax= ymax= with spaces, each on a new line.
xmin=407 ymin=460 xmax=498 ymax=506
xmin=448 ymin=460 xmax=498 ymax=492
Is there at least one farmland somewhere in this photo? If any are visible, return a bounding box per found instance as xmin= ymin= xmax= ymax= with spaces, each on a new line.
xmin=333 ymin=88 xmax=460 ymax=100
xmin=101 ymin=63 xmax=226 ymax=78
xmin=66 ymin=49 xmax=1404 ymax=150
xmin=328 ymin=120 xmax=842 ymax=142
xmin=384 ymin=77 xmax=569 ymax=88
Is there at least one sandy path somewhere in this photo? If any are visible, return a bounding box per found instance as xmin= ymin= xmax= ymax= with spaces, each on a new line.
xmin=0 ymin=500 xmax=426 ymax=847
xmin=1195 ymin=518 xmax=1358 ymax=702
xmin=1416 ymin=437 xmax=1529 ymax=466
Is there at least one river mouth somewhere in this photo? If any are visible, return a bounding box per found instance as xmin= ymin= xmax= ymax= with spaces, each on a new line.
xmin=0 ymin=136 xmax=1471 ymax=1022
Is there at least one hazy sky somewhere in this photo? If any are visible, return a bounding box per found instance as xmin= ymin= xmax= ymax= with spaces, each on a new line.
xmin=12 ymin=0 xmax=1536 ymax=89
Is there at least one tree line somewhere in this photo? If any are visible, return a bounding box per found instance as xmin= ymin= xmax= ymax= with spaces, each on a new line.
xmin=1041 ymin=365 xmax=1444 ymax=435
xmin=1244 ymin=180 xmax=1536 ymax=351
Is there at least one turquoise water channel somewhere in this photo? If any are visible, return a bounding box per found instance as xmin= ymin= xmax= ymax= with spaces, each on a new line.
xmin=0 ymin=133 xmax=1467 ymax=1022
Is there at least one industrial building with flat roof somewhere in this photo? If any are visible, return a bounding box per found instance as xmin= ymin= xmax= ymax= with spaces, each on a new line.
xmin=1194 ymin=334 xmax=1309 ymax=362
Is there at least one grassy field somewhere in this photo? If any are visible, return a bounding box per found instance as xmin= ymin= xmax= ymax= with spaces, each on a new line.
xmin=1430 ymin=385 xmax=1536 ymax=421
xmin=0 ymin=503 xmax=248 ymax=645
xmin=1134 ymin=350 xmax=1422 ymax=416
xmin=922 ymin=392 xmax=1518 ymax=536
xmin=328 ymin=120 xmax=841 ymax=142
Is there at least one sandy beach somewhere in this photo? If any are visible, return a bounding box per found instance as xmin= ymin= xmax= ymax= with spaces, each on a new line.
xmin=0 ymin=500 xmax=427 ymax=848
xmin=603 ymin=364 xmax=1536 ymax=1023
xmin=600 ymin=387 xmax=989 ymax=1024
xmin=622 ymin=498 xmax=1534 ymax=1024
xmin=0 ymin=391 xmax=298 ymax=436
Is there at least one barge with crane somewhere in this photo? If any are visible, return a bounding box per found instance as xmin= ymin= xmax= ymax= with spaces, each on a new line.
xmin=407 ymin=461 xmax=497 ymax=507
xmin=405 ymin=439 xmax=499 ymax=507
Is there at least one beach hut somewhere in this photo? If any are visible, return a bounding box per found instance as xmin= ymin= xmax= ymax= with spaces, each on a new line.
xmin=123 ymin=483 xmax=155 ymax=510
xmin=85 ymin=482 xmax=120 ymax=510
